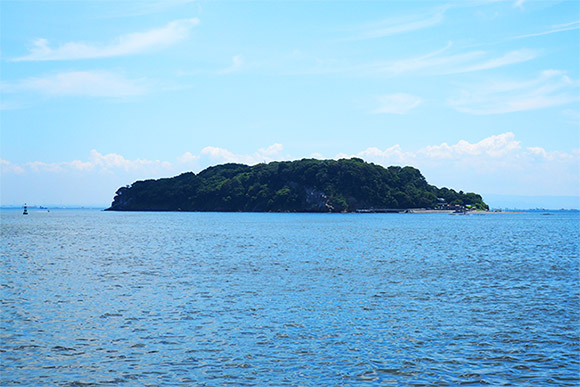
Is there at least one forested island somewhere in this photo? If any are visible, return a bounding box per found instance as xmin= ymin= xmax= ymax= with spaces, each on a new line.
xmin=107 ymin=158 xmax=488 ymax=212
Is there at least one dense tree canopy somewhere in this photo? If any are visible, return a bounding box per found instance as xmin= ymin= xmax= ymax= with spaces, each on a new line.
xmin=107 ymin=158 xmax=488 ymax=212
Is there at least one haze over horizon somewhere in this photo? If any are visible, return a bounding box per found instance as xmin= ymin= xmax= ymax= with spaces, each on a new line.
xmin=1 ymin=0 xmax=579 ymax=209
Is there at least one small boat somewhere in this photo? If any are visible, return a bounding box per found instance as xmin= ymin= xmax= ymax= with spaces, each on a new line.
xmin=23 ymin=204 xmax=28 ymax=215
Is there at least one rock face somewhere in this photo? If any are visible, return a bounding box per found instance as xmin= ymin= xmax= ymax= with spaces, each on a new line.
xmin=304 ymin=187 xmax=331 ymax=211
xmin=107 ymin=158 xmax=488 ymax=212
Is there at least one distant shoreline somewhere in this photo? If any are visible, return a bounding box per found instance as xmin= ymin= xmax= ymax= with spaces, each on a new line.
xmin=1 ymin=207 xmax=578 ymax=213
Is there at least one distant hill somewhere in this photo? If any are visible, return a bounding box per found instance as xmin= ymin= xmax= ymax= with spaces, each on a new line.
xmin=106 ymin=158 xmax=488 ymax=212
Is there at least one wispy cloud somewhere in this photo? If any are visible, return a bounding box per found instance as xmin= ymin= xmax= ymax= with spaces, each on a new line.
xmin=377 ymin=42 xmax=478 ymax=74
xmin=219 ymin=55 xmax=244 ymax=74
xmin=449 ymin=70 xmax=580 ymax=114
xmin=109 ymin=0 xmax=198 ymax=17
xmin=562 ymin=108 xmax=580 ymax=125
xmin=444 ymin=49 xmax=538 ymax=74
xmin=0 ymin=101 xmax=22 ymax=111
xmin=510 ymin=20 xmax=580 ymax=40
xmin=12 ymin=18 xmax=199 ymax=61
xmin=376 ymin=43 xmax=539 ymax=75
xmin=1 ymin=71 xmax=147 ymax=98
xmin=346 ymin=6 xmax=446 ymax=40
xmin=372 ymin=93 xmax=422 ymax=114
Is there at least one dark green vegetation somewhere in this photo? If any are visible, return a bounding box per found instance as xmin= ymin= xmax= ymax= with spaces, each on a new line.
xmin=107 ymin=158 xmax=488 ymax=212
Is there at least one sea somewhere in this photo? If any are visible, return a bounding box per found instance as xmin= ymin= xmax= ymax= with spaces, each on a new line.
xmin=1 ymin=209 xmax=579 ymax=386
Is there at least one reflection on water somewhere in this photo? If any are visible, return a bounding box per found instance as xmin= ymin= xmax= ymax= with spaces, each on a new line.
xmin=1 ymin=210 xmax=579 ymax=385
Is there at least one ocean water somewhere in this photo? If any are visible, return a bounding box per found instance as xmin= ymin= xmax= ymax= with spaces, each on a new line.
xmin=1 ymin=209 xmax=579 ymax=386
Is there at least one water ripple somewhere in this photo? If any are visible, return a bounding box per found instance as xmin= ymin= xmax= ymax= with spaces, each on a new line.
xmin=1 ymin=210 xmax=578 ymax=385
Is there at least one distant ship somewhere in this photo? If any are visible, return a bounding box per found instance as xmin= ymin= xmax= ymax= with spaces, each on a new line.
xmin=23 ymin=204 xmax=28 ymax=215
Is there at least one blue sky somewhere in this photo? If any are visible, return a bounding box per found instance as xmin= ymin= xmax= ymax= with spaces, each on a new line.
xmin=1 ymin=0 xmax=579 ymax=208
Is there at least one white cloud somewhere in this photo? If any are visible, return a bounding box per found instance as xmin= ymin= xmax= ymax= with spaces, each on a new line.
xmin=88 ymin=150 xmax=172 ymax=172
xmin=333 ymin=152 xmax=354 ymax=160
xmin=178 ymin=152 xmax=200 ymax=164
xmin=358 ymin=145 xmax=415 ymax=163
xmin=562 ymin=108 xmax=580 ymax=125
xmin=219 ymin=55 xmax=244 ymax=74
xmin=419 ymin=132 xmax=521 ymax=159
xmin=110 ymin=0 xmax=198 ymax=17
xmin=201 ymin=143 xmax=284 ymax=164
xmin=352 ymin=133 xmax=579 ymax=196
xmin=12 ymin=18 xmax=199 ymax=62
xmin=450 ymin=70 xmax=580 ymax=114
xmin=200 ymin=147 xmax=255 ymax=164
xmin=2 ymin=71 xmax=147 ymax=98
xmin=353 ymin=133 xmax=521 ymax=165
xmin=377 ymin=43 xmax=538 ymax=75
xmin=526 ymin=146 xmax=548 ymax=158
xmin=372 ymin=93 xmax=422 ymax=114
xmin=259 ymin=143 xmax=283 ymax=156
xmin=2 ymin=138 xmax=579 ymax=204
xmin=445 ymin=49 xmax=538 ymax=74
xmin=1 ymin=159 xmax=25 ymax=174
xmin=0 ymin=137 xmax=560 ymax=177
xmin=526 ymin=146 xmax=577 ymax=161
xmin=347 ymin=7 xmax=446 ymax=40
xmin=294 ymin=134 xmax=579 ymax=197
xmin=0 ymin=101 xmax=21 ymax=111
xmin=24 ymin=161 xmax=66 ymax=173
xmin=289 ymin=40 xmax=538 ymax=78
xmin=10 ymin=150 xmax=172 ymax=175
xmin=377 ymin=42 xmax=477 ymax=74
xmin=511 ymin=20 xmax=580 ymax=40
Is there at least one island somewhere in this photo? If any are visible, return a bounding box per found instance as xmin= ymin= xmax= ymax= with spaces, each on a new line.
xmin=106 ymin=158 xmax=488 ymax=212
